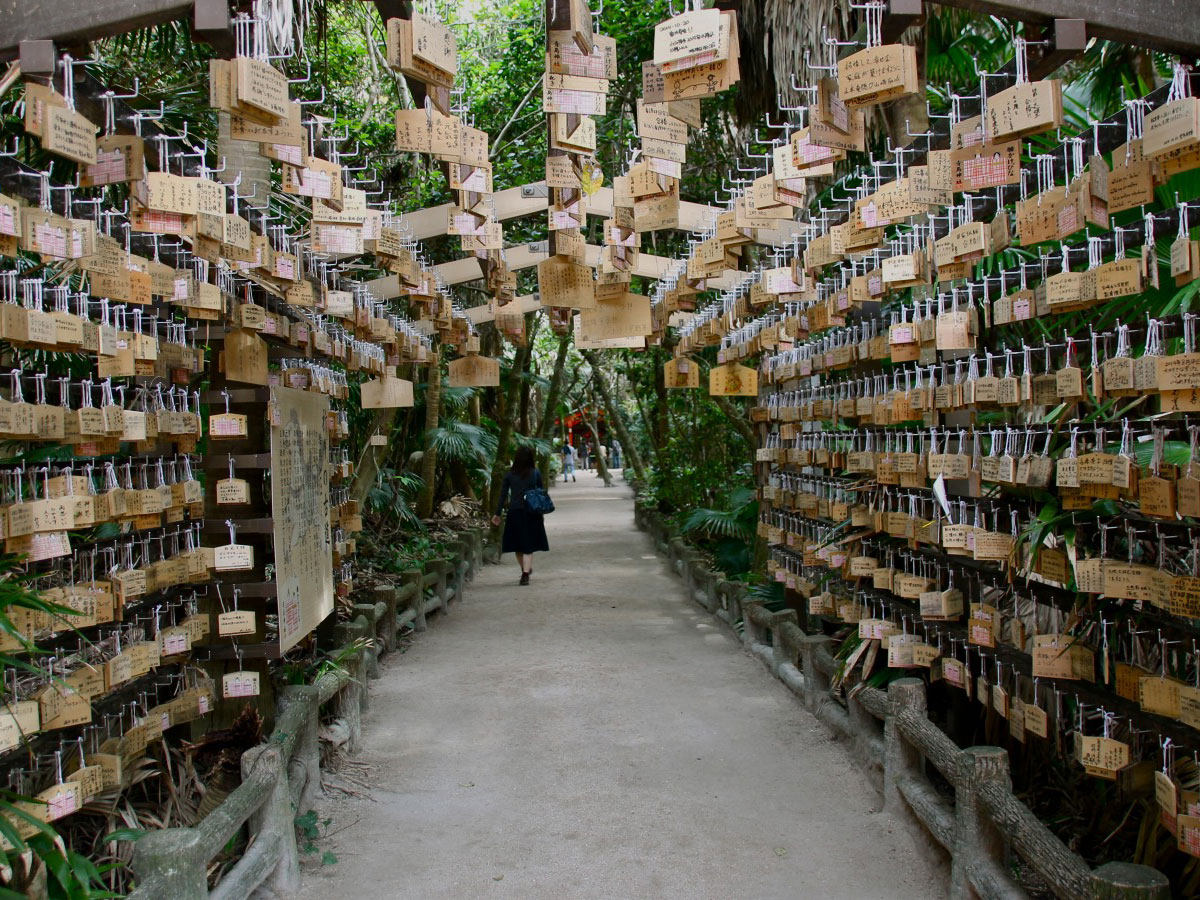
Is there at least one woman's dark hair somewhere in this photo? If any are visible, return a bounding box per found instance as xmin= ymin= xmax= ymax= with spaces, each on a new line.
xmin=512 ymin=445 xmax=535 ymax=476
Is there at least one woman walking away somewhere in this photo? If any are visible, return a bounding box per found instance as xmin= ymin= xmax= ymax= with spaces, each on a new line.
xmin=492 ymin=446 xmax=550 ymax=585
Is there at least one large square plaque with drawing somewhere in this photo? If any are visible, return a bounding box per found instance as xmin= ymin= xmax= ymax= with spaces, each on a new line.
xmin=271 ymin=387 xmax=333 ymax=652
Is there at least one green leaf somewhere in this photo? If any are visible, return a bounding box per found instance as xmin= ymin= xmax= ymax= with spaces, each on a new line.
xmin=103 ymin=827 xmax=148 ymax=843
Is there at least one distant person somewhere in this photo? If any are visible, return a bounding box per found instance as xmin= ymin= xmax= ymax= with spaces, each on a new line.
xmin=561 ymin=442 xmax=577 ymax=482
xmin=580 ymin=443 xmax=590 ymax=469
xmin=598 ymin=443 xmax=608 ymax=467
xmin=492 ymin=445 xmax=549 ymax=585
xmin=611 ymin=439 xmax=622 ymax=468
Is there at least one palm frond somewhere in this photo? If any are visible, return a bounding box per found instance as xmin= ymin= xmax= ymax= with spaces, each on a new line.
xmin=680 ymin=506 xmax=754 ymax=541
xmin=426 ymin=421 xmax=498 ymax=464
xmin=510 ymin=432 xmax=555 ymax=457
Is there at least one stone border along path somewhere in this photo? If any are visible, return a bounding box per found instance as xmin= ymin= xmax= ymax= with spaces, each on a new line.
xmin=296 ymin=478 xmax=947 ymax=899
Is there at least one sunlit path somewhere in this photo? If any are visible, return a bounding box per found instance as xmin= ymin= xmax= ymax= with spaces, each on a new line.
xmin=296 ymin=480 xmax=942 ymax=900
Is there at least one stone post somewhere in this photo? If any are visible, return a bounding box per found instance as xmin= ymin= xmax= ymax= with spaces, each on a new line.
xmin=400 ymin=568 xmax=426 ymax=632
xmin=432 ymin=558 xmax=450 ymax=613
xmin=1090 ymin=862 xmax=1171 ymax=899
xmin=883 ymin=679 xmax=927 ymax=815
xmin=741 ymin=602 xmax=767 ymax=650
xmin=373 ymin=585 xmax=399 ymax=656
xmin=241 ymin=744 xmax=301 ymax=896
xmin=129 ymin=828 xmax=208 ymax=900
xmin=279 ymin=685 xmax=320 ymax=815
xmin=352 ymin=603 xmax=381 ymax=680
xmin=951 ymin=747 xmax=1010 ymax=899
xmin=798 ymin=634 xmax=834 ymax=715
xmin=332 ymin=619 xmax=366 ymax=750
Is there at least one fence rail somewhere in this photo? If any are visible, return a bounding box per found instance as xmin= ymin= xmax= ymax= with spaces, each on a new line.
xmin=635 ymin=502 xmax=1171 ymax=900
xmin=126 ymin=527 xmax=485 ymax=900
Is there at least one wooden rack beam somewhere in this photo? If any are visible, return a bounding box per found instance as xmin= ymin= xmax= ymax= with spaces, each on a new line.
xmin=366 ymin=241 xmax=743 ymax=296
xmin=0 ymin=0 xmax=233 ymax=62
xmin=928 ymin=0 xmax=1200 ymax=57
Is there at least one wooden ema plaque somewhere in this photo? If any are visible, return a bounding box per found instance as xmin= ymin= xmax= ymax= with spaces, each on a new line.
xmin=578 ymin=293 xmax=652 ymax=341
xmin=709 ymin=362 xmax=758 ymax=396
xmin=665 ymin=356 xmax=700 ymax=388
xmin=448 ymin=354 xmax=501 ymax=387
xmin=361 ymin=375 xmax=415 ymax=408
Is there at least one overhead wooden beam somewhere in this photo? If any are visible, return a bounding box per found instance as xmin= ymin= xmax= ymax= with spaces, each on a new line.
xmin=364 ymin=240 xmax=741 ymax=298
xmin=403 ymin=182 xmax=550 ymax=241
xmin=844 ymin=0 xmax=924 ymax=50
xmin=193 ymin=0 xmax=235 ymax=59
xmin=928 ymin=0 xmax=1199 ymax=57
xmin=0 ymin=0 xmax=235 ymax=61
xmin=881 ymin=0 xmax=925 ymax=42
xmin=1028 ymin=19 xmax=1087 ymax=81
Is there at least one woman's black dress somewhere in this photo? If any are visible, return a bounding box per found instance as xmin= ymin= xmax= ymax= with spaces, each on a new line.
xmin=497 ymin=468 xmax=550 ymax=554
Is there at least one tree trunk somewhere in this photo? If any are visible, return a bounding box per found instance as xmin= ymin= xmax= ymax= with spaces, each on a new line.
xmin=468 ymin=391 xmax=481 ymax=427
xmin=584 ymin=399 xmax=613 ymax=487
xmin=415 ymin=353 xmax=443 ymax=519
xmin=537 ymin=333 xmax=572 ymax=482
xmin=653 ymin=348 xmax=669 ymax=452
xmin=448 ymin=457 xmax=477 ymax=500
xmin=580 ymin=350 xmax=647 ymax=483
xmin=486 ymin=341 xmax=532 ymax=516
xmin=350 ymin=364 xmax=414 ymax=505
xmin=351 ymin=408 xmax=399 ymax=505
xmin=518 ymin=363 xmax=531 ymax=434
xmin=711 ymin=394 xmax=757 ymax=447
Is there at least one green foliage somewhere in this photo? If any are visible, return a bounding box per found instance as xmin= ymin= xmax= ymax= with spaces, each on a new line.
xmin=678 ymin=486 xmax=759 ymax=577
xmin=680 ymin=487 xmax=758 ymax=541
xmin=366 ymin=468 xmax=424 ymax=529
xmin=0 ymin=557 xmax=127 ymax=898
xmin=425 ymin=421 xmax=498 ymax=466
xmin=276 ymin=638 xmax=373 ymax=687
xmin=373 ymin=535 xmax=448 ymax=575
xmin=294 ymin=810 xmax=337 ymax=865
xmin=20 ymin=832 xmax=119 ymax=899
xmin=744 ymin=580 xmax=787 ymax=612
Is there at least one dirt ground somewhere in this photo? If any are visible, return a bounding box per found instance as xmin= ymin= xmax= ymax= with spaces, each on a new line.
xmin=295 ymin=475 xmax=947 ymax=899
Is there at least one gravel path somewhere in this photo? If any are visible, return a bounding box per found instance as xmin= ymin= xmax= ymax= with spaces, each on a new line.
xmin=295 ymin=476 xmax=947 ymax=899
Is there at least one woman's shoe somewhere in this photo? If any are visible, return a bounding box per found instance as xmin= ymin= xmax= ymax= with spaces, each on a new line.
xmin=519 ymin=572 xmax=530 ymax=585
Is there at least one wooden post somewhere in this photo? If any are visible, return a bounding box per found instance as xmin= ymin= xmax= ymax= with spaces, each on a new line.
xmin=884 ymin=679 xmax=927 ymax=815
xmin=951 ymin=747 xmax=1010 ymax=899
xmin=1090 ymin=862 xmax=1171 ymax=899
